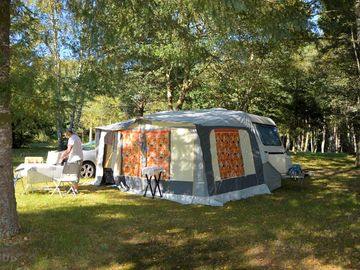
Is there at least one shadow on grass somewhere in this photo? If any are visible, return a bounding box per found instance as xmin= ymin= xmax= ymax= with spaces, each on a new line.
xmin=3 ymin=152 xmax=359 ymax=269
xmin=1 ymin=173 xmax=360 ymax=270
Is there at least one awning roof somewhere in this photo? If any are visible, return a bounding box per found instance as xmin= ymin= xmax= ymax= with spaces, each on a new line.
xmin=96 ymin=108 xmax=276 ymax=131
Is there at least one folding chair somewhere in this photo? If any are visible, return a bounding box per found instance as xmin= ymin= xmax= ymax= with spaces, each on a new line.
xmin=14 ymin=168 xmax=25 ymax=189
xmin=287 ymin=164 xmax=305 ymax=186
xmin=51 ymin=163 xmax=81 ymax=197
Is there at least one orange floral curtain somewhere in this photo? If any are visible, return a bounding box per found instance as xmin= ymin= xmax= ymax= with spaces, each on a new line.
xmin=145 ymin=130 xmax=170 ymax=180
xmin=215 ymin=129 xmax=244 ymax=180
xmin=121 ymin=130 xmax=141 ymax=177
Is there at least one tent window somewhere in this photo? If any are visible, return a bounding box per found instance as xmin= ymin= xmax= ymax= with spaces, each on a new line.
xmin=145 ymin=130 xmax=170 ymax=180
xmin=255 ymin=124 xmax=282 ymax=146
xmin=103 ymin=132 xmax=115 ymax=168
xmin=121 ymin=130 xmax=141 ymax=177
xmin=215 ymin=129 xmax=244 ymax=180
xmin=104 ymin=144 xmax=114 ymax=168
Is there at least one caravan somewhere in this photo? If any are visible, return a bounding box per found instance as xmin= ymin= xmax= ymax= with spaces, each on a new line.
xmin=93 ymin=109 xmax=292 ymax=206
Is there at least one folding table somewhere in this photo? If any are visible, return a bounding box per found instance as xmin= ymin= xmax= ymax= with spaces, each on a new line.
xmin=142 ymin=166 xmax=164 ymax=198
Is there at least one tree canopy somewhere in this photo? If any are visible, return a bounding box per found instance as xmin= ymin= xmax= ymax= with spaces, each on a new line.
xmin=9 ymin=0 xmax=360 ymax=154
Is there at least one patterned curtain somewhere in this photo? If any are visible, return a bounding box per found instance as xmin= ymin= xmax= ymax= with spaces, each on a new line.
xmin=215 ymin=129 xmax=244 ymax=180
xmin=145 ymin=130 xmax=170 ymax=180
xmin=121 ymin=130 xmax=141 ymax=177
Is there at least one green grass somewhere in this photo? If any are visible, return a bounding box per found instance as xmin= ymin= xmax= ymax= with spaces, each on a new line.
xmin=1 ymin=147 xmax=360 ymax=269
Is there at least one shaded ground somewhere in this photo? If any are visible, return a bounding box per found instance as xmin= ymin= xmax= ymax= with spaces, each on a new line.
xmin=1 ymin=151 xmax=359 ymax=269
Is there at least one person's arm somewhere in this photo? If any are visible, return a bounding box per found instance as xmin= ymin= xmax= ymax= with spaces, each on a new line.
xmin=60 ymin=144 xmax=73 ymax=162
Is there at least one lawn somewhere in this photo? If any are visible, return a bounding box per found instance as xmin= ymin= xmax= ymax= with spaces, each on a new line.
xmin=1 ymin=147 xmax=359 ymax=269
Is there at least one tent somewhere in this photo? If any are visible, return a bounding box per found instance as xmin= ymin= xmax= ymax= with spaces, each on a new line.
xmin=93 ymin=108 xmax=292 ymax=206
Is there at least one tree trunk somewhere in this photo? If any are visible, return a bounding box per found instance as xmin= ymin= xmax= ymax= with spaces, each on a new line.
xmin=353 ymin=125 xmax=358 ymax=154
xmin=71 ymin=45 xmax=85 ymax=131
xmin=304 ymin=131 xmax=309 ymax=152
xmin=356 ymin=142 xmax=360 ymax=167
xmin=347 ymin=121 xmax=353 ymax=153
xmin=71 ymin=94 xmax=85 ymax=131
xmin=291 ymin=139 xmax=296 ymax=153
xmin=321 ymin=124 xmax=326 ymax=153
xmin=295 ymin=136 xmax=300 ymax=152
xmin=285 ymin=133 xmax=290 ymax=150
xmin=310 ymin=131 xmax=314 ymax=153
xmin=353 ymin=2 xmax=360 ymax=164
xmin=165 ymin=64 xmax=173 ymax=111
xmin=175 ymin=64 xmax=193 ymax=111
xmin=334 ymin=126 xmax=340 ymax=152
xmin=69 ymin=109 xmax=75 ymax=130
xmin=50 ymin=0 xmax=64 ymax=150
xmin=300 ymin=134 xmax=304 ymax=152
xmin=89 ymin=127 xmax=93 ymax=143
xmin=313 ymin=131 xmax=318 ymax=153
xmin=355 ymin=0 xmax=360 ymax=43
xmin=0 ymin=0 xmax=20 ymax=238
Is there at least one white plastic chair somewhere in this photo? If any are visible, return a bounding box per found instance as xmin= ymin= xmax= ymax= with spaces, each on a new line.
xmin=51 ymin=163 xmax=81 ymax=197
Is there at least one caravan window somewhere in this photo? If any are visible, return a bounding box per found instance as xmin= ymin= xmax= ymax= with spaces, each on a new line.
xmin=255 ymin=124 xmax=282 ymax=146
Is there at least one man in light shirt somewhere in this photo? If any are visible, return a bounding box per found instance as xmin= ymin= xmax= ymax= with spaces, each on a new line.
xmin=60 ymin=129 xmax=83 ymax=193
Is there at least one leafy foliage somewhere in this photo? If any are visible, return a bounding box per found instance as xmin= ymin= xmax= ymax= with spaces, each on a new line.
xmin=9 ymin=0 xmax=360 ymax=153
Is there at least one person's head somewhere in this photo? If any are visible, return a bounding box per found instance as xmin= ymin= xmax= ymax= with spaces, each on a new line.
xmin=64 ymin=128 xmax=74 ymax=139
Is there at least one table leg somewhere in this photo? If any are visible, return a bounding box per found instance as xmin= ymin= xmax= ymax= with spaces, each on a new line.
xmin=144 ymin=175 xmax=154 ymax=197
xmin=51 ymin=181 xmax=62 ymax=197
xmin=153 ymin=172 xmax=163 ymax=198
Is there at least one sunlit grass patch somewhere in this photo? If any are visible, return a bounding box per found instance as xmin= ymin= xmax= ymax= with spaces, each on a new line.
xmin=2 ymin=148 xmax=360 ymax=269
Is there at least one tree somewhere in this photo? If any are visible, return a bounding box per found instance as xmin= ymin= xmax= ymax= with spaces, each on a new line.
xmin=81 ymin=95 xmax=126 ymax=141
xmin=356 ymin=0 xmax=360 ymax=166
xmin=89 ymin=0 xmax=312 ymax=113
xmin=11 ymin=13 xmax=55 ymax=147
xmin=316 ymin=0 xmax=360 ymax=154
xmin=0 ymin=0 xmax=20 ymax=238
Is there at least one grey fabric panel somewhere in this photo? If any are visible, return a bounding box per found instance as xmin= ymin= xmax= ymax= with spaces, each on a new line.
xmin=162 ymin=181 xmax=193 ymax=195
xmin=263 ymin=162 xmax=282 ymax=191
xmin=114 ymin=182 xmax=270 ymax=206
xmin=247 ymin=126 xmax=265 ymax=185
xmin=196 ymin=125 xmax=265 ymax=196
xmin=97 ymin=109 xmax=275 ymax=132
xmin=97 ymin=119 xmax=137 ymax=131
xmin=247 ymin=113 xmax=276 ymax=126
xmin=124 ymin=176 xmax=193 ymax=196
xmin=93 ymin=129 xmax=104 ymax=185
xmin=163 ymin=184 xmax=271 ymax=206
xmin=214 ymin=174 xmax=258 ymax=194
xmin=196 ymin=125 xmax=216 ymax=195
xmin=193 ymin=133 xmax=207 ymax=197
xmin=125 ymin=176 xmax=144 ymax=191
xmin=63 ymin=163 xmax=81 ymax=174
xmin=145 ymin=108 xmax=254 ymax=128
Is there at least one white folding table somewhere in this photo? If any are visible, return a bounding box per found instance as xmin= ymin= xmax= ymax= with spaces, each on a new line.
xmin=142 ymin=166 xmax=164 ymax=198
xmin=14 ymin=163 xmax=63 ymax=193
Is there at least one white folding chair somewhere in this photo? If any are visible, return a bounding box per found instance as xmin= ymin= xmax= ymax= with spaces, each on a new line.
xmin=51 ymin=163 xmax=81 ymax=197
xmin=13 ymin=168 xmax=25 ymax=190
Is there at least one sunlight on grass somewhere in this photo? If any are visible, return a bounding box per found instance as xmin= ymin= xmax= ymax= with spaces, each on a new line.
xmin=1 ymin=149 xmax=359 ymax=269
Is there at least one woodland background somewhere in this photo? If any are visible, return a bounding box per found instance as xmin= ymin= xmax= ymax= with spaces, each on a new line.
xmin=10 ymin=0 xmax=360 ymax=154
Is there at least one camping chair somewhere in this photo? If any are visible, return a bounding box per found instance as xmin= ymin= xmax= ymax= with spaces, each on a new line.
xmin=13 ymin=168 xmax=25 ymax=190
xmin=24 ymin=156 xmax=44 ymax=164
xmin=287 ymin=164 xmax=305 ymax=185
xmin=51 ymin=163 xmax=81 ymax=197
